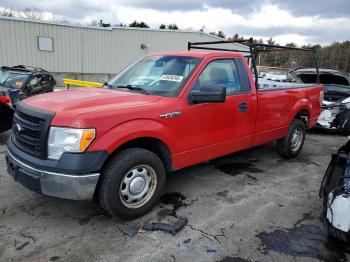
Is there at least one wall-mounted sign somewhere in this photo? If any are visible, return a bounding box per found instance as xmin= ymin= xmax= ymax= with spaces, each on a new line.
xmin=38 ymin=36 xmax=53 ymax=52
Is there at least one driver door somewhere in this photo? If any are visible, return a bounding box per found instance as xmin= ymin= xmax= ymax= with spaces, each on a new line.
xmin=181 ymin=58 xmax=255 ymax=167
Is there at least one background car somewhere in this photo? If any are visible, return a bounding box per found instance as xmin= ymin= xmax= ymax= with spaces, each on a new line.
xmin=0 ymin=65 xmax=56 ymax=133
xmin=0 ymin=93 xmax=13 ymax=133
xmin=320 ymin=140 xmax=350 ymax=242
xmin=290 ymin=68 xmax=350 ymax=134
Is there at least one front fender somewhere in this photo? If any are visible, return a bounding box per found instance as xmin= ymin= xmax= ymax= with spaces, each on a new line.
xmin=89 ymin=118 xmax=181 ymax=155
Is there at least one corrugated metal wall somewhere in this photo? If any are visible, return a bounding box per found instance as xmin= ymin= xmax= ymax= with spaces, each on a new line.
xmin=0 ymin=17 xmax=249 ymax=74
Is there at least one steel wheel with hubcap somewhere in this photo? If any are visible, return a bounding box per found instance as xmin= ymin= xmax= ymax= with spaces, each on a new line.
xmin=120 ymin=165 xmax=157 ymax=208
xmin=290 ymin=127 xmax=304 ymax=152
xmin=99 ymin=148 xmax=166 ymax=219
xmin=277 ymin=119 xmax=306 ymax=158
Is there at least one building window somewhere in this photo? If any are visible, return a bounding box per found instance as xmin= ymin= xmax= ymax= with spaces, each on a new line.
xmin=38 ymin=36 xmax=54 ymax=52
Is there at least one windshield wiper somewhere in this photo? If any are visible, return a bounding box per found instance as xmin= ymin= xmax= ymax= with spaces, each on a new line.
xmin=116 ymin=85 xmax=150 ymax=95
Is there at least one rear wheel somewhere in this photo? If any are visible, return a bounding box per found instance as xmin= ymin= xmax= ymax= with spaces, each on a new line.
xmin=99 ymin=148 xmax=166 ymax=219
xmin=277 ymin=119 xmax=306 ymax=158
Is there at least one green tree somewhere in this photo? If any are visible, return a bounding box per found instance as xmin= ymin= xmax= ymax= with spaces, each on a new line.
xmin=129 ymin=21 xmax=149 ymax=28
xmin=167 ymin=24 xmax=179 ymax=30
xmin=210 ymin=31 xmax=226 ymax=39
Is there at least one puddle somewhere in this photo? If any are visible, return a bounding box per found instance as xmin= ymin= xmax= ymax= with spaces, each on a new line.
xmin=159 ymin=192 xmax=188 ymax=217
xmin=215 ymin=162 xmax=264 ymax=176
xmin=257 ymin=224 xmax=350 ymax=262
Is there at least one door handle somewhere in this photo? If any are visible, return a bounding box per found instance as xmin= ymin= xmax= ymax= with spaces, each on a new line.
xmin=238 ymin=102 xmax=248 ymax=112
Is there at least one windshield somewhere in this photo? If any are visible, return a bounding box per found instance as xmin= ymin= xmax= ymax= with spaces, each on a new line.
xmin=108 ymin=55 xmax=201 ymax=97
xmin=0 ymin=69 xmax=30 ymax=88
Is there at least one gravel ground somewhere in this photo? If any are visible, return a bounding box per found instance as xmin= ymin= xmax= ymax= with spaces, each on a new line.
xmin=0 ymin=130 xmax=349 ymax=262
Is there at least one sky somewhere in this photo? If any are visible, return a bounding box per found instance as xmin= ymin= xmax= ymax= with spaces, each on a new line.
xmin=0 ymin=0 xmax=349 ymax=46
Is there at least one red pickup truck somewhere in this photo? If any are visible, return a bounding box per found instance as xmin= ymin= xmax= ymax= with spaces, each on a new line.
xmin=5 ymin=50 xmax=323 ymax=218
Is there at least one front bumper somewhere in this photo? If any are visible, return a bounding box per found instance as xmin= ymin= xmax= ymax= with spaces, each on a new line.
xmin=5 ymin=149 xmax=100 ymax=201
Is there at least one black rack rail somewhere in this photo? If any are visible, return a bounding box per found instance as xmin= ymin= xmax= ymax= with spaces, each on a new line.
xmin=188 ymin=38 xmax=319 ymax=87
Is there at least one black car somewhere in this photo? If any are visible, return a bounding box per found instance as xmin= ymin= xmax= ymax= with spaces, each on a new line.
xmin=0 ymin=65 xmax=56 ymax=132
xmin=320 ymin=140 xmax=350 ymax=242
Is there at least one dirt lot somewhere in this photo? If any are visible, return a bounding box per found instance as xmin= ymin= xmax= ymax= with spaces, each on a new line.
xmin=1 ymin=130 xmax=350 ymax=262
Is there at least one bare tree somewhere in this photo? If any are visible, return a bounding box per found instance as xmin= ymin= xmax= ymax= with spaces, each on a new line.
xmin=49 ymin=15 xmax=71 ymax=24
xmin=89 ymin=20 xmax=99 ymax=26
xmin=19 ymin=8 xmax=44 ymax=20
xmin=0 ymin=8 xmax=15 ymax=17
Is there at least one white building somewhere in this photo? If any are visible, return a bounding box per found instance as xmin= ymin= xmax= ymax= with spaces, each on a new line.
xmin=0 ymin=16 xmax=249 ymax=86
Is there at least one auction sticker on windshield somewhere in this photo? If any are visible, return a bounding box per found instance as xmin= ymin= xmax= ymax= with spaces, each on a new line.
xmin=160 ymin=75 xmax=184 ymax=82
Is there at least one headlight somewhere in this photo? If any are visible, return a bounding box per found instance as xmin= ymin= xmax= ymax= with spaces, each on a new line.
xmin=48 ymin=127 xmax=95 ymax=160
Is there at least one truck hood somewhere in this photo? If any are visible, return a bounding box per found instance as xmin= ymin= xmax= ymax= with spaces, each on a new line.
xmin=24 ymin=88 xmax=162 ymax=115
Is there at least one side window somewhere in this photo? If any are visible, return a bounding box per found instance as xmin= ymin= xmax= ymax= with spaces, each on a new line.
xmin=27 ymin=75 xmax=44 ymax=93
xmin=235 ymin=59 xmax=251 ymax=92
xmin=48 ymin=75 xmax=56 ymax=87
xmin=41 ymin=75 xmax=54 ymax=88
xmin=192 ymin=59 xmax=242 ymax=95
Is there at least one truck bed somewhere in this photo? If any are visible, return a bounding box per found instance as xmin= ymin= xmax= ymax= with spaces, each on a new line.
xmin=259 ymin=80 xmax=317 ymax=91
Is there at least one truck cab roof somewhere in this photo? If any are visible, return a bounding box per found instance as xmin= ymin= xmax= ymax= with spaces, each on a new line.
xmin=147 ymin=51 xmax=245 ymax=59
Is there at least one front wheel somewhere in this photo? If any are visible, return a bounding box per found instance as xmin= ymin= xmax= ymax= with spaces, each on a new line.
xmin=99 ymin=148 xmax=166 ymax=219
xmin=277 ymin=119 xmax=306 ymax=158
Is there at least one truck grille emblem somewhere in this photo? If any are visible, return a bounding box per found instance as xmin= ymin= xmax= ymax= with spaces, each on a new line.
xmin=15 ymin=123 xmax=23 ymax=133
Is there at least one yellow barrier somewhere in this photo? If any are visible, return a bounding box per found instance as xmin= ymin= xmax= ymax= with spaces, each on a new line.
xmin=63 ymin=78 xmax=103 ymax=89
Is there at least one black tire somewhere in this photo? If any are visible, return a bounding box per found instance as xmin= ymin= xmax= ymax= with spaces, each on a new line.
xmin=99 ymin=148 xmax=166 ymax=219
xmin=326 ymin=220 xmax=349 ymax=242
xmin=277 ymin=119 xmax=306 ymax=158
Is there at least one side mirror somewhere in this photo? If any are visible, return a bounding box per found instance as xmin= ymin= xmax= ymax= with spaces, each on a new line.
xmin=190 ymin=85 xmax=226 ymax=104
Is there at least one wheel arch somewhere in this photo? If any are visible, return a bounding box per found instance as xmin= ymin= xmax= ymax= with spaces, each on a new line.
xmin=290 ymin=98 xmax=312 ymax=128
xmin=92 ymin=136 xmax=173 ymax=202
xmin=293 ymin=108 xmax=310 ymax=127
xmin=101 ymin=136 xmax=174 ymax=173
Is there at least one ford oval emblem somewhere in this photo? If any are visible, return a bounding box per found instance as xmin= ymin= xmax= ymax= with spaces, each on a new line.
xmin=15 ymin=123 xmax=22 ymax=133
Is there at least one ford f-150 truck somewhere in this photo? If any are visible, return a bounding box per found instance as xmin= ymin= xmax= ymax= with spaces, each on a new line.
xmin=5 ymin=42 xmax=324 ymax=218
